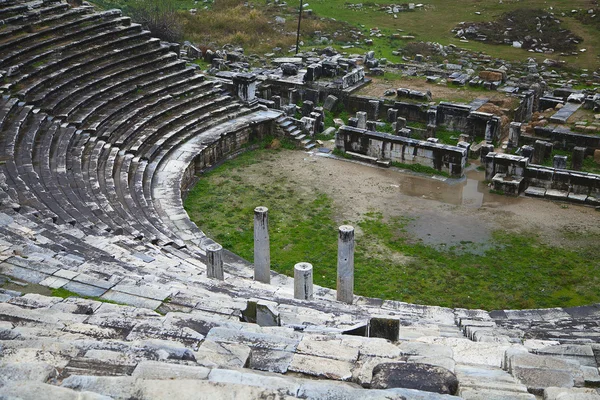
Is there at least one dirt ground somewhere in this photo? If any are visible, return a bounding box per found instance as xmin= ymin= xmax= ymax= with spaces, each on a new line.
xmin=358 ymin=77 xmax=517 ymax=106
xmin=242 ymin=150 xmax=600 ymax=250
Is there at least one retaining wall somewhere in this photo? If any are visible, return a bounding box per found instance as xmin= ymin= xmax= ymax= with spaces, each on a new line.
xmin=336 ymin=126 xmax=467 ymax=177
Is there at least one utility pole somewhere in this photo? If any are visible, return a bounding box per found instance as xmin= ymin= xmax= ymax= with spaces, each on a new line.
xmin=295 ymin=0 xmax=303 ymax=55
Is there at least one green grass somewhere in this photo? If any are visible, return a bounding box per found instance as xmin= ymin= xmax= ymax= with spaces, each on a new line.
xmin=51 ymin=287 xmax=125 ymax=305
xmin=184 ymin=148 xmax=600 ymax=310
xmin=435 ymin=128 xmax=461 ymax=146
xmin=303 ymin=0 xmax=599 ymax=70
xmin=391 ymin=161 xmax=450 ymax=178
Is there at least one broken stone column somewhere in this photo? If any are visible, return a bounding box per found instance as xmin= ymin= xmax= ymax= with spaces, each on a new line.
xmin=206 ymin=243 xmax=224 ymax=280
xmin=480 ymin=144 xmax=494 ymax=163
xmin=337 ymin=225 xmax=355 ymax=304
xmin=254 ymin=206 xmax=270 ymax=283
xmin=553 ymin=155 xmax=568 ymax=169
xmin=521 ymin=145 xmax=534 ymax=162
xmin=485 ymin=119 xmax=494 ymax=143
xmin=427 ymin=109 xmax=437 ymax=127
xmin=271 ymin=95 xmax=282 ymax=110
xmin=368 ymin=100 xmax=380 ymax=120
xmin=302 ymin=100 xmax=314 ymax=117
xmin=395 ymin=117 xmax=406 ymax=135
xmin=233 ymin=73 xmax=257 ymax=105
xmin=485 ymin=152 xmax=496 ymax=181
xmin=533 ymin=140 xmax=548 ymax=164
xmin=356 ymin=111 xmax=367 ymax=129
xmin=294 ymin=262 xmax=314 ymax=300
xmin=571 ymin=147 xmax=586 ymax=171
xmin=508 ymin=122 xmax=522 ymax=148
xmin=387 ymin=108 xmax=398 ymax=123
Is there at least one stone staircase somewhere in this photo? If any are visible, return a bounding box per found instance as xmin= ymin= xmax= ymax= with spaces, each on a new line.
xmin=276 ymin=115 xmax=317 ymax=151
xmin=0 ymin=0 xmax=599 ymax=399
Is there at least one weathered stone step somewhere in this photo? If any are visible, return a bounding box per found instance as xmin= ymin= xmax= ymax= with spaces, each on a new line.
xmin=83 ymin=70 xmax=206 ymax=133
xmin=13 ymin=24 xmax=148 ymax=90
xmin=0 ymin=6 xmax=93 ymax=45
xmin=0 ymin=11 xmax=127 ymax=68
xmin=108 ymin=84 xmax=224 ymax=148
xmin=69 ymin=65 xmax=196 ymax=128
xmin=29 ymin=39 xmax=169 ymax=106
xmin=55 ymin=58 xmax=187 ymax=119
xmin=0 ymin=2 xmax=69 ymax=28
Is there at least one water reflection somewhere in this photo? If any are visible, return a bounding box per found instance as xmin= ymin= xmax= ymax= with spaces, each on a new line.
xmin=388 ymin=165 xmax=524 ymax=209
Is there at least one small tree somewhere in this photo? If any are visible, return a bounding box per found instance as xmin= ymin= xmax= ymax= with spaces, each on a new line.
xmin=129 ymin=0 xmax=183 ymax=43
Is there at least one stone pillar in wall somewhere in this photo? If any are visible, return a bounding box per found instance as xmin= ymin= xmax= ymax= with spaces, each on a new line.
xmin=254 ymin=206 xmax=270 ymax=283
xmin=233 ymin=73 xmax=257 ymax=105
xmin=508 ymin=122 xmax=522 ymax=148
xmin=571 ymin=147 xmax=586 ymax=171
xmin=294 ymin=262 xmax=314 ymax=300
xmin=207 ymin=243 xmax=224 ymax=280
xmin=337 ymin=225 xmax=355 ymax=304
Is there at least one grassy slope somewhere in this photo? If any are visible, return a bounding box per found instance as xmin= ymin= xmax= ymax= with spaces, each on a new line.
xmin=90 ymin=0 xmax=599 ymax=69
xmin=303 ymin=0 xmax=599 ymax=69
xmin=184 ymin=148 xmax=600 ymax=310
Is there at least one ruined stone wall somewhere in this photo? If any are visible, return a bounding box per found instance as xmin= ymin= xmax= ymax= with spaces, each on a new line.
xmin=524 ymin=166 xmax=600 ymax=196
xmin=521 ymin=127 xmax=600 ymax=152
xmin=336 ymin=126 xmax=467 ymax=177
xmin=513 ymin=90 xmax=535 ymax=122
xmin=180 ymin=121 xmax=275 ymax=191
xmin=484 ymin=153 xmax=600 ymax=197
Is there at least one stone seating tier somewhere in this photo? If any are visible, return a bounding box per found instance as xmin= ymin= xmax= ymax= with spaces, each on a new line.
xmin=0 ymin=0 xmax=599 ymax=399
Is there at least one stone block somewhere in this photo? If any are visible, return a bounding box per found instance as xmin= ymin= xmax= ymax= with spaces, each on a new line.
xmin=297 ymin=336 xmax=359 ymax=362
xmin=492 ymin=174 xmax=524 ymax=196
xmin=194 ymin=340 xmax=251 ymax=368
xmin=369 ymin=317 xmax=399 ymax=342
xmin=513 ymin=367 xmax=574 ymax=395
xmin=288 ymin=353 xmax=353 ymax=381
xmin=371 ymin=363 xmax=459 ymax=395
xmin=356 ymin=112 xmax=367 ymax=129
xmin=544 ymin=387 xmax=600 ymax=400
xmin=248 ymin=348 xmax=294 ymax=373
xmin=323 ymin=95 xmax=338 ymax=112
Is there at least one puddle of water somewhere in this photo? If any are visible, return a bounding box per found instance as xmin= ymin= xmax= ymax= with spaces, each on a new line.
xmin=386 ymin=167 xmax=525 ymax=209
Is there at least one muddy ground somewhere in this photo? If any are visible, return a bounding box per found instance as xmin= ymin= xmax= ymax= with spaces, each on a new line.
xmin=242 ymin=150 xmax=600 ymax=251
xmin=358 ymin=77 xmax=517 ymax=107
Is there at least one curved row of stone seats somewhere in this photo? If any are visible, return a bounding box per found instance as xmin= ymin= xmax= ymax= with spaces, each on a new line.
xmin=0 ymin=291 xmax=474 ymax=400
xmin=0 ymin=0 xmax=69 ymax=29
xmin=0 ymin=1 xmax=600 ymax=398
xmin=0 ymin=0 xmax=258 ymax=246
xmin=0 ymin=201 xmax=598 ymax=398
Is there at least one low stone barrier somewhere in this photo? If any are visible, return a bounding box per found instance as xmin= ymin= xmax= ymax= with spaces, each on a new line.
xmin=336 ymin=126 xmax=467 ymax=177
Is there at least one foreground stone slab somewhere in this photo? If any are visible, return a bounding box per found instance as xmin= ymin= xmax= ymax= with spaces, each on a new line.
xmin=288 ymin=353 xmax=354 ymax=381
xmin=513 ymin=367 xmax=575 ymax=395
xmin=370 ymin=362 xmax=459 ymax=395
xmin=544 ymin=387 xmax=600 ymax=400
xmin=139 ymin=379 xmax=296 ymax=400
xmin=1 ymin=381 xmax=111 ymax=400
xmin=132 ymin=360 xmax=211 ymax=380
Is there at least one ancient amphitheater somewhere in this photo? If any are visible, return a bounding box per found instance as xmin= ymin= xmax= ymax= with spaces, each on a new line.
xmin=0 ymin=1 xmax=599 ymax=399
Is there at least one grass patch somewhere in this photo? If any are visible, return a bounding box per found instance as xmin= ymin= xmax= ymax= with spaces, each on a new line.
xmin=184 ymin=149 xmax=600 ymax=309
xmin=435 ymin=128 xmax=461 ymax=146
xmin=51 ymin=287 xmax=125 ymax=305
xmin=391 ymin=161 xmax=450 ymax=177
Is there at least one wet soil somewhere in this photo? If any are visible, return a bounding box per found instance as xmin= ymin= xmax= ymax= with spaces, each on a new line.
xmin=242 ymin=150 xmax=600 ymax=250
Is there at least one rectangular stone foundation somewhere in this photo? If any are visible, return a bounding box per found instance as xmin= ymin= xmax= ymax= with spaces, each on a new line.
xmin=492 ymin=174 xmax=524 ymax=196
